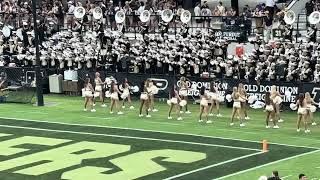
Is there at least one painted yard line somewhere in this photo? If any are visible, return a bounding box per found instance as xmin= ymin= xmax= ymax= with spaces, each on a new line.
xmin=0 ymin=116 xmax=319 ymax=150
xmin=81 ymin=116 xmax=114 ymax=120
xmin=290 ymin=136 xmax=320 ymax=142
xmin=0 ymin=124 xmax=261 ymax=151
xmin=143 ymin=121 xmax=184 ymax=126
xmin=15 ymin=111 xmax=48 ymax=115
xmin=215 ymin=149 xmax=320 ymax=180
xmin=282 ymin=175 xmax=293 ymax=179
xmin=164 ymin=151 xmax=264 ymax=180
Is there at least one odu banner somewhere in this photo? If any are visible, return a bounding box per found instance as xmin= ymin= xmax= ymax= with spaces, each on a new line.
xmin=77 ymin=72 xmax=320 ymax=105
xmin=214 ymin=31 xmax=243 ymax=41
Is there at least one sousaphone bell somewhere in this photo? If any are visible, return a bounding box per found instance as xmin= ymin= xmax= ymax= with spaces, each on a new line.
xmin=180 ymin=10 xmax=191 ymax=24
xmin=284 ymin=10 xmax=296 ymax=25
xmin=93 ymin=7 xmax=103 ymax=20
xmin=309 ymin=11 xmax=320 ymax=25
xmin=161 ymin=9 xmax=174 ymax=23
xmin=140 ymin=10 xmax=151 ymax=23
xmin=74 ymin=6 xmax=86 ymax=19
xmin=115 ymin=10 xmax=126 ymax=24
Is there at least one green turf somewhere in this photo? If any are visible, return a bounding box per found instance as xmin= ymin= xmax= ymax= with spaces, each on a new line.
xmin=0 ymin=94 xmax=319 ymax=179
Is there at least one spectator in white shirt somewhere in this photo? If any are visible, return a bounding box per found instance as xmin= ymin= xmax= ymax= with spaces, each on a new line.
xmin=137 ymin=1 xmax=145 ymax=15
xmin=67 ymin=1 xmax=75 ymax=29
xmin=194 ymin=3 xmax=201 ymax=28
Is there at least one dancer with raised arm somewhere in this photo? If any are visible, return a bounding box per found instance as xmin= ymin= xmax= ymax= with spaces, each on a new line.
xmin=209 ymin=81 xmax=221 ymax=117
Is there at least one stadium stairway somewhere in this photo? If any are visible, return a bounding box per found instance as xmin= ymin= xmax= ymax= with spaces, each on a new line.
xmin=289 ymin=0 xmax=308 ymax=39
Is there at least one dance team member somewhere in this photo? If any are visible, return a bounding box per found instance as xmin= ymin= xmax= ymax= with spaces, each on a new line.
xmin=230 ymin=87 xmax=246 ymax=127
xmin=139 ymin=80 xmax=151 ymax=118
xmin=265 ymin=92 xmax=279 ymax=129
xmin=109 ymin=80 xmax=123 ymax=115
xmin=179 ymin=77 xmax=191 ymax=114
xmin=147 ymin=80 xmax=158 ymax=112
xmin=168 ymin=85 xmax=182 ymax=121
xmin=121 ymin=78 xmax=134 ymax=109
xmin=93 ymin=72 xmax=106 ymax=108
xmin=305 ymin=92 xmax=318 ymax=126
xmin=296 ymin=93 xmax=309 ymax=133
xmin=83 ymin=78 xmax=95 ymax=112
xmin=271 ymin=85 xmax=284 ymax=123
xmin=199 ymin=86 xmax=212 ymax=123
xmin=238 ymin=83 xmax=250 ymax=120
xmin=209 ymin=81 xmax=221 ymax=117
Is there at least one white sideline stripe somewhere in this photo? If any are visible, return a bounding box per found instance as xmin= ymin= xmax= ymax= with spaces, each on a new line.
xmin=81 ymin=116 xmax=114 ymax=120
xmin=0 ymin=116 xmax=319 ymax=150
xmin=164 ymin=151 xmax=264 ymax=180
xmin=215 ymin=150 xmax=320 ymax=180
xmin=282 ymin=175 xmax=292 ymax=179
xmin=143 ymin=121 xmax=184 ymax=126
xmin=0 ymin=124 xmax=260 ymax=151
xmin=15 ymin=111 xmax=48 ymax=115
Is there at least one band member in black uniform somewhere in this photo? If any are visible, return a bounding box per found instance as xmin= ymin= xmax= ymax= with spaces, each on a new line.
xmin=180 ymin=23 xmax=189 ymax=38
xmin=159 ymin=21 xmax=169 ymax=37
xmin=307 ymin=25 xmax=317 ymax=43
xmin=140 ymin=22 xmax=149 ymax=39
xmin=284 ymin=24 xmax=293 ymax=42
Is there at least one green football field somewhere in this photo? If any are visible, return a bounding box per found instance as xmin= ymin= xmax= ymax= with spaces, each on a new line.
xmin=0 ymin=94 xmax=319 ymax=180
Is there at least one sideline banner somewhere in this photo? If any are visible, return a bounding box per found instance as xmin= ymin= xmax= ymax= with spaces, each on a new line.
xmin=77 ymin=72 xmax=320 ymax=106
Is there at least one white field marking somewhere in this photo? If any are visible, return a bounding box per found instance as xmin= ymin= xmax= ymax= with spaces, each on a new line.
xmin=164 ymin=151 xmax=264 ymax=180
xmin=215 ymin=149 xmax=320 ymax=180
xmin=0 ymin=124 xmax=261 ymax=151
xmin=15 ymin=111 xmax=48 ymax=115
xmin=81 ymin=116 xmax=114 ymax=120
xmin=0 ymin=116 xmax=319 ymax=150
xmin=290 ymin=136 xmax=320 ymax=142
xmin=282 ymin=175 xmax=293 ymax=179
xmin=143 ymin=121 xmax=184 ymax=126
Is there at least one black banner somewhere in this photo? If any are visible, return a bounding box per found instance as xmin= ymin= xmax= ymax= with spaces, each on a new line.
xmin=272 ymin=29 xmax=285 ymax=38
xmin=214 ymin=30 xmax=244 ymax=41
xmin=75 ymin=72 xmax=320 ymax=107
